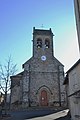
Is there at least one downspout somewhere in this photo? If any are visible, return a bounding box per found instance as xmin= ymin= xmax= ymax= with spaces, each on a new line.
xmin=58 ymin=66 xmax=61 ymax=106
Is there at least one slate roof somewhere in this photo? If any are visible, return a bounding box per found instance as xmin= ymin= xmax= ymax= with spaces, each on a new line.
xmin=66 ymin=59 xmax=80 ymax=73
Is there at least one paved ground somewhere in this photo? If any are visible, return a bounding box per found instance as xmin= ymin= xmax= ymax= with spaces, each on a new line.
xmin=27 ymin=109 xmax=70 ymax=120
xmin=0 ymin=108 xmax=71 ymax=120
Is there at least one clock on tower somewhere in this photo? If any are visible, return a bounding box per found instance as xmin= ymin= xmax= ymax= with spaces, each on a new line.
xmin=41 ymin=55 xmax=46 ymax=61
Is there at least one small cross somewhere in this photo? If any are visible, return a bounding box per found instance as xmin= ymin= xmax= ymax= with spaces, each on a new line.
xmin=41 ymin=24 xmax=44 ymax=29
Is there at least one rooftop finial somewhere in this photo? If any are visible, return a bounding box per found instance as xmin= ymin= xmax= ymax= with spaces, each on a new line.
xmin=41 ymin=24 xmax=44 ymax=29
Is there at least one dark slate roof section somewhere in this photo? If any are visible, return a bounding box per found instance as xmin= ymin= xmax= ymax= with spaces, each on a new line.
xmin=66 ymin=59 xmax=80 ymax=73
xmin=33 ymin=27 xmax=54 ymax=36
xmin=10 ymin=71 xmax=24 ymax=78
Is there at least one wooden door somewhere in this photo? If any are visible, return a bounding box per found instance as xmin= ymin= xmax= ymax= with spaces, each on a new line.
xmin=40 ymin=90 xmax=48 ymax=106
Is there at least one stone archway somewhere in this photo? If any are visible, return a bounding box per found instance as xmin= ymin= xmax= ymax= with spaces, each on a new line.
xmin=40 ymin=90 xmax=48 ymax=106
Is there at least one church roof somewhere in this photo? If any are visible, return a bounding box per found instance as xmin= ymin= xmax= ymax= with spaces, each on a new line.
xmin=10 ymin=71 xmax=23 ymax=79
xmin=33 ymin=27 xmax=54 ymax=36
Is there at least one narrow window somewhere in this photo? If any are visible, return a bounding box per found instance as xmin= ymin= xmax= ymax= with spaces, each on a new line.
xmin=37 ymin=39 xmax=42 ymax=48
xmin=45 ymin=39 xmax=50 ymax=48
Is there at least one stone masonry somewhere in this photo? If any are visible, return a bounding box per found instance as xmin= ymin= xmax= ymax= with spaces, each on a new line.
xmin=11 ymin=27 xmax=66 ymax=108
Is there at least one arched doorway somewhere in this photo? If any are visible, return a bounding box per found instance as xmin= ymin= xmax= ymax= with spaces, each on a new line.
xmin=40 ymin=90 xmax=48 ymax=106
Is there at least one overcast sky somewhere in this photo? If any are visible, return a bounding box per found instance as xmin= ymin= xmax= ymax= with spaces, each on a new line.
xmin=0 ymin=0 xmax=79 ymax=73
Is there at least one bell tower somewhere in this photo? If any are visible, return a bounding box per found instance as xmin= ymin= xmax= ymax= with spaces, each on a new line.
xmin=32 ymin=27 xmax=54 ymax=60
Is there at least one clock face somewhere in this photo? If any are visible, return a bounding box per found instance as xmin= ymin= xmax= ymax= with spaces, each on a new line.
xmin=41 ymin=55 xmax=46 ymax=61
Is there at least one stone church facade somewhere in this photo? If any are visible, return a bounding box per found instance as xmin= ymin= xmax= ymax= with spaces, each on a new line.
xmin=11 ymin=27 xmax=66 ymax=108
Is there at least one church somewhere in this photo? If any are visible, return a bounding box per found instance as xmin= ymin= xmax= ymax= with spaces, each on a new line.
xmin=11 ymin=27 xmax=66 ymax=108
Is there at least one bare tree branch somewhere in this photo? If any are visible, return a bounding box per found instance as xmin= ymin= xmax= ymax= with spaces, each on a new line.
xmin=0 ymin=84 xmax=5 ymax=93
xmin=0 ymin=64 xmax=6 ymax=81
xmin=7 ymin=87 xmax=11 ymax=92
xmin=0 ymin=55 xmax=17 ymax=114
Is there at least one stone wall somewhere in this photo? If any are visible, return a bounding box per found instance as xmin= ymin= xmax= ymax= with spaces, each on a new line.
xmin=23 ymin=56 xmax=66 ymax=107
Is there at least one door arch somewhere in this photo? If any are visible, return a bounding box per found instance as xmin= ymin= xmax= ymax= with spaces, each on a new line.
xmin=40 ymin=90 xmax=48 ymax=106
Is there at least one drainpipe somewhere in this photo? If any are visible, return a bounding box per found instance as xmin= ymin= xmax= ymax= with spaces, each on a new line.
xmin=58 ymin=66 xmax=61 ymax=106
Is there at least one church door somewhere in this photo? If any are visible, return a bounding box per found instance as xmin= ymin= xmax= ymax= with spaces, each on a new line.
xmin=40 ymin=90 xmax=48 ymax=106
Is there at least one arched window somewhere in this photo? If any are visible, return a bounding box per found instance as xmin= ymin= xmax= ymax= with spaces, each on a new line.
xmin=45 ymin=39 xmax=50 ymax=48
xmin=37 ymin=38 xmax=42 ymax=48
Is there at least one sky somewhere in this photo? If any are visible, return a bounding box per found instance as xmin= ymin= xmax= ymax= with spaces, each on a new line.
xmin=0 ymin=0 xmax=79 ymax=73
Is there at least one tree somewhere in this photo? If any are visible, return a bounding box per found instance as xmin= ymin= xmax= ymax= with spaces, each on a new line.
xmin=0 ymin=56 xmax=17 ymax=114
